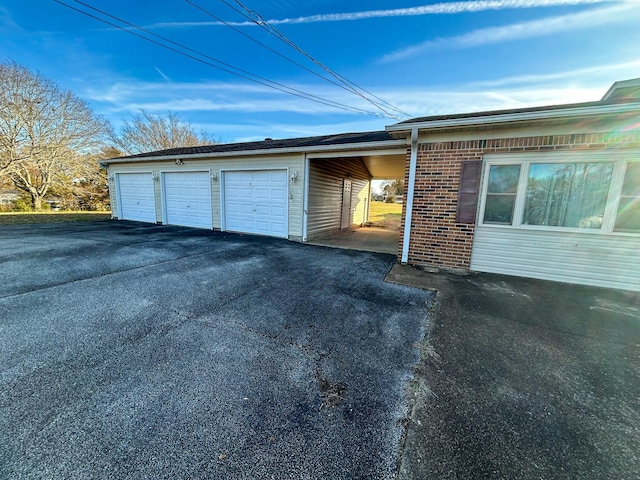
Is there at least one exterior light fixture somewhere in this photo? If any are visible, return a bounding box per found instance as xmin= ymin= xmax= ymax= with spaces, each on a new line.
xmin=290 ymin=171 xmax=298 ymax=182
xmin=175 ymin=159 xmax=184 ymax=165
xmin=151 ymin=172 xmax=159 ymax=181
xmin=211 ymin=172 xmax=218 ymax=181
xmin=107 ymin=173 xmax=115 ymax=181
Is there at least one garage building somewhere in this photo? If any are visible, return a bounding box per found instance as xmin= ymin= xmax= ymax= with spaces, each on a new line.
xmin=102 ymin=78 xmax=640 ymax=292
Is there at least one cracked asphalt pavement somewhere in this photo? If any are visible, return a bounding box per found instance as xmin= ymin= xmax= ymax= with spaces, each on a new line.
xmin=0 ymin=221 xmax=433 ymax=479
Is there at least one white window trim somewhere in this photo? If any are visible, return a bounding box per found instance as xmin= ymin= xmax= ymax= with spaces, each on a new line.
xmin=478 ymin=151 xmax=640 ymax=236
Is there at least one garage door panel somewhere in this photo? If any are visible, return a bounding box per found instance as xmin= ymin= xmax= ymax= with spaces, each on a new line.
xmin=117 ymin=173 xmax=156 ymax=223
xmin=271 ymin=206 xmax=286 ymax=218
xmin=255 ymin=188 xmax=270 ymax=199
xmin=271 ymin=190 xmax=286 ymax=201
xmin=163 ymin=172 xmax=212 ymax=229
xmin=224 ymin=170 xmax=288 ymax=238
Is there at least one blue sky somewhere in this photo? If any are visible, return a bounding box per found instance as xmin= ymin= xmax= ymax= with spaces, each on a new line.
xmin=1 ymin=0 xmax=639 ymax=143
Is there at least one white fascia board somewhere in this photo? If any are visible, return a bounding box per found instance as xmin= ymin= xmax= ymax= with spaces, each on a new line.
xmin=102 ymin=139 xmax=408 ymax=165
xmin=385 ymin=102 xmax=640 ymax=133
xmin=306 ymin=147 xmax=407 ymax=159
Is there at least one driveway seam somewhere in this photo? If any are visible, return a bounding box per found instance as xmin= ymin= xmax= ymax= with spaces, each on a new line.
xmin=0 ymin=248 xmax=236 ymax=300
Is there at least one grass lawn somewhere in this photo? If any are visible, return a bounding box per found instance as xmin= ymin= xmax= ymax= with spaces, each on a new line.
xmin=369 ymin=201 xmax=402 ymax=229
xmin=0 ymin=211 xmax=111 ymax=225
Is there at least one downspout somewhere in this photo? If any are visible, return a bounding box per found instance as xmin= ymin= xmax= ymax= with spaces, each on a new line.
xmin=401 ymin=128 xmax=419 ymax=264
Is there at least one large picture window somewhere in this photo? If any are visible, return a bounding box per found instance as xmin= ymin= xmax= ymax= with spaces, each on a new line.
xmin=523 ymin=163 xmax=613 ymax=229
xmin=479 ymin=154 xmax=638 ymax=234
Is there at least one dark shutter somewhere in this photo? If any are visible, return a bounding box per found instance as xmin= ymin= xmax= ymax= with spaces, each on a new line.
xmin=456 ymin=161 xmax=482 ymax=223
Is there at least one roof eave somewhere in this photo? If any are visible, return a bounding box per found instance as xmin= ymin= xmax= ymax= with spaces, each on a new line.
xmin=385 ymin=102 xmax=640 ymax=133
xmin=101 ymin=138 xmax=408 ymax=165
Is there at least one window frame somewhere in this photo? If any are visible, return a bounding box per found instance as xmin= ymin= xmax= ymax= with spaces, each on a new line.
xmin=613 ymin=162 xmax=640 ymax=233
xmin=477 ymin=151 xmax=640 ymax=236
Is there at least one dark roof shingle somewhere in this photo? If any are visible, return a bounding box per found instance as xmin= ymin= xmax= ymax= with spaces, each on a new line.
xmin=111 ymin=130 xmax=395 ymax=161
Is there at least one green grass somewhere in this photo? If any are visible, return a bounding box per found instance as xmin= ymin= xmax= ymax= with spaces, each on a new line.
xmin=0 ymin=211 xmax=111 ymax=225
xmin=369 ymin=201 xmax=402 ymax=229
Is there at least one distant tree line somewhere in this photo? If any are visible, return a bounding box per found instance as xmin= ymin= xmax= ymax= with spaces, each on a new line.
xmin=0 ymin=61 xmax=217 ymax=212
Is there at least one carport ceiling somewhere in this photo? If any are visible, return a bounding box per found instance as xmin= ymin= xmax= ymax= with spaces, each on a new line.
xmin=362 ymin=154 xmax=406 ymax=179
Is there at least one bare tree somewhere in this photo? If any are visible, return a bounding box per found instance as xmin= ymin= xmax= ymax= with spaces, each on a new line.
xmin=111 ymin=111 xmax=216 ymax=155
xmin=0 ymin=61 xmax=110 ymax=210
xmin=382 ymin=179 xmax=404 ymax=201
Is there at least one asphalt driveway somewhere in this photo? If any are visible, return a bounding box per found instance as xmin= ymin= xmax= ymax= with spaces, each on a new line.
xmin=0 ymin=221 xmax=433 ymax=480
xmin=388 ymin=265 xmax=640 ymax=479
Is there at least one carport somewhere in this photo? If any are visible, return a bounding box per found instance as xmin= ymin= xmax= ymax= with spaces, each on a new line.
xmin=304 ymin=149 xmax=406 ymax=254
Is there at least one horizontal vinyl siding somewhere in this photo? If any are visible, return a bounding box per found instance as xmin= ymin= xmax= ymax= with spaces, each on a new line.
xmin=108 ymin=174 xmax=118 ymax=219
xmin=470 ymin=226 xmax=640 ymax=291
xmin=108 ymin=154 xmax=305 ymax=238
xmin=307 ymin=158 xmax=371 ymax=238
xmin=353 ymin=179 xmax=370 ymax=225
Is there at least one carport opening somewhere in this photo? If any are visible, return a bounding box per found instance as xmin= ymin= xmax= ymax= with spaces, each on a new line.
xmin=306 ymin=155 xmax=405 ymax=255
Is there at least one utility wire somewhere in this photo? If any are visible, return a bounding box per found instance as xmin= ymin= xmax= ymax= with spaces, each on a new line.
xmin=221 ymin=0 xmax=410 ymax=118
xmin=54 ymin=0 xmax=388 ymax=117
xmin=185 ymin=0 xmax=365 ymax=98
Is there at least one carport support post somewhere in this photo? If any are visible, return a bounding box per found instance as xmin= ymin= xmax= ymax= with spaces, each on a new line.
xmin=401 ymin=128 xmax=418 ymax=264
xmin=302 ymin=154 xmax=310 ymax=242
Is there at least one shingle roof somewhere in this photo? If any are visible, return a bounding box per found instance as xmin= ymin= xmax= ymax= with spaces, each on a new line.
xmin=394 ymin=81 xmax=640 ymax=126
xmin=393 ymin=99 xmax=633 ymax=126
xmin=110 ymin=130 xmax=396 ymax=161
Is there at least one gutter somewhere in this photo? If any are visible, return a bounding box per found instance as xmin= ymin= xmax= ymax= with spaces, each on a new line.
xmin=385 ymin=102 xmax=640 ymax=133
xmin=100 ymin=139 xmax=408 ymax=166
xmin=401 ymin=128 xmax=418 ymax=264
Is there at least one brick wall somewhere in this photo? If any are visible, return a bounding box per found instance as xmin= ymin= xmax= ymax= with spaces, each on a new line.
xmin=398 ymin=131 xmax=640 ymax=270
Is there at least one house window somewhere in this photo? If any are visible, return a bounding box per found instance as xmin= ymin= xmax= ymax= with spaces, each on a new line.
xmin=615 ymin=163 xmax=640 ymax=232
xmin=483 ymin=165 xmax=521 ymax=224
xmin=479 ymin=153 xmax=639 ymax=235
xmin=523 ymin=162 xmax=613 ymax=229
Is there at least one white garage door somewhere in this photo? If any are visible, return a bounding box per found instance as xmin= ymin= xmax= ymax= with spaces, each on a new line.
xmin=117 ymin=172 xmax=156 ymax=223
xmin=224 ymin=170 xmax=288 ymax=238
xmin=163 ymin=171 xmax=212 ymax=229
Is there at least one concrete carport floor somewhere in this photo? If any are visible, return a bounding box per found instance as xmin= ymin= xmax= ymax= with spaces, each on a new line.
xmin=0 ymin=221 xmax=433 ymax=480
xmin=308 ymin=226 xmax=400 ymax=255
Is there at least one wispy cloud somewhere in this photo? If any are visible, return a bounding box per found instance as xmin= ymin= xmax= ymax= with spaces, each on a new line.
xmin=149 ymin=0 xmax=619 ymax=29
xmin=154 ymin=67 xmax=172 ymax=82
xmin=0 ymin=6 xmax=20 ymax=31
xmin=84 ymin=71 xmax=618 ymax=122
xmin=82 ymin=69 xmax=625 ymax=142
xmin=470 ymin=59 xmax=640 ymax=87
xmin=381 ymin=3 xmax=639 ymax=62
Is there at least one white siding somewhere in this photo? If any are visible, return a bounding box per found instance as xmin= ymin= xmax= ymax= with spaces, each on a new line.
xmin=107 ymin=154 xmax=305 ymax=240
xmin=470 ymin=226 xmax=640 ymax=291
xmin=307 ymin=158 xmax=371 ymax=238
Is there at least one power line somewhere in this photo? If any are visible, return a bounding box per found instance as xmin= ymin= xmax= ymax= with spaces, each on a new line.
xmin=220 ymin=0 xmax=410 ymax=119
xmin=185 ymin=0 xmax=364 ymax=97
xmin=54 ymin=0 xmax=389 ymax=117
